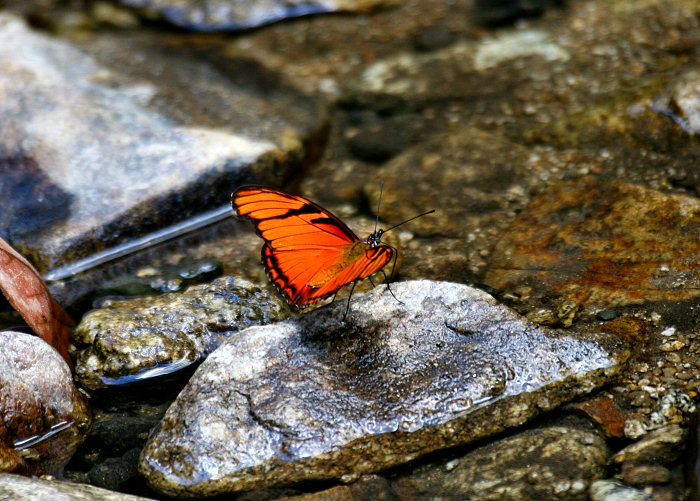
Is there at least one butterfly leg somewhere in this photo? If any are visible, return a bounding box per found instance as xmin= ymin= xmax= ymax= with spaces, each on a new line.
xmin=343 ymin=280 xmax=358 ymax=321
xmin=381 ymin=270 xmax=404 ymax=305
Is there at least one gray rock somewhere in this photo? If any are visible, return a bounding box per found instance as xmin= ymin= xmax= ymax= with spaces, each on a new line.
xmin=610 ymin=424 xmax=687 ymax=466
xmin=73 ymin=277 xmax=290 ymax=390
xmin=652 ymin=67 xmax=700 ymax=134
xmin=589 ymin=479 xmax=654 ymax=501
xmin=120 ymin=0 xmax=401 ymax=31
xmin=0 ymin=331 xmax=92 ymax=475
xmin=139 ymin=280 xmax=628 ymax=497
xmin=0 ymin=472 xmax=153 ymax=500
xmin=392 ymin=425 xmax=609 ymax=500
xmin=0 ymin=14 xmax=324 ymax=273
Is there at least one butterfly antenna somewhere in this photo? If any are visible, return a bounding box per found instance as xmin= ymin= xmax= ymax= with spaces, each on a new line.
xmin=374 ymin=181 xmax=386 ymax=235
xmin=383 ymin=209 xmax=436 ymax=234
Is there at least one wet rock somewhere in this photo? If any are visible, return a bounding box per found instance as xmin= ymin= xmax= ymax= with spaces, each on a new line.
xmin=413 ymin=25 xmax=456 ymax=52
xmin=392 ymin=425 xmax=608 ymax=500
xmin=617 ymin=463 xmax=671 ymax=486
xmin=0 ymin=472 xmax=152 ymax=500
xmin=91 ymin=257 xmax=223 ymax=305
xmin=73 ymin=277 xmax=289 ymax=390
xmin=0 ymin=331 xmax=91 ymax=475
xmin=121 ymin=0 xmax=401 ymax=31
xmin=596 ymin=309 xmax=621 ymax=321
xmin=345 ymin=113 xmax=427 ymax=163
xmin=484 ymin=178 xmax=700 ymax=314
xmin=0 ymin=14 xmax=325 ymax=272
xmin=362 ymin=128 xmax=533 ymax=240
xmin=589 ymin=479 xmax=654 ymax=501
xmin=611 ymin=424 xmax=687 ymax=466
xmin=571 ymin=396 xmax=626 ymax=439
xmin=139 ymin=280 xmax=627 ymax=497
xmin=88 ymin=447 xmax=142 ymax=493
xmin=652 ymin=67 xmax=700 ymax=134
xmin=344 ymin=28 xmax=569 ymax=108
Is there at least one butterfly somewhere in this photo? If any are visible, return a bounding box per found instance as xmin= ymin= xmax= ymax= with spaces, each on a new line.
xmin=231 ymin=184 xmax=433 ymax=316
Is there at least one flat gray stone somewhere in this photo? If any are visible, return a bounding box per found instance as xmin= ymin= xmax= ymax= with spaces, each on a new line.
xmin=139 ymin=280 xmax=628 ymax=497
xmin=73 ymin=277 xmax=289 ymax=390
xmin=0 ymin=14 xmax=324 ymax=272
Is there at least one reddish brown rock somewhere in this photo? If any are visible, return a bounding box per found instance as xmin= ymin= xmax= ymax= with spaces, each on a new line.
xmin=484 ymin=178 xmax=700 ymax=313
xmin=572 ymin=397 xmax=626 ymax=439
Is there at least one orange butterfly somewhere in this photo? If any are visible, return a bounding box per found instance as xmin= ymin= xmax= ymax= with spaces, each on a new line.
xmin=231 ymin=184 xmax=432 ymax=314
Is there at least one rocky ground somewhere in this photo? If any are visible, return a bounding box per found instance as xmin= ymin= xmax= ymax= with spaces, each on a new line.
xmin=0 ymin=0 xmax=698 ymax=499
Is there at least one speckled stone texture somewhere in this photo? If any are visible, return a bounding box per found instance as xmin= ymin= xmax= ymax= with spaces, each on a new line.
xmin=139 ymin=280 xmax=628 ymax=497
xmin=0 ymin=331 xmax=91 ymax=475
xmin=0 ymin=472 xmax=152 ymax=500
xmin=73 ymin=277 xmax=290 ymax=389
xmin=392 ymin=424 xmax=609 ymax=500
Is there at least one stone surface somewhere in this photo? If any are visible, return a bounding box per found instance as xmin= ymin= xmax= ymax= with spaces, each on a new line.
xmin=610 ymin=424 xmax=687 ymax=466
xmin=73 ymin=277 xmax=290 ymax=390
xmin=617 ymin=463 xmax=672 ymax=486
xmin=1 ymin=0 xmax=699 ymax=497
xmin=0 ymin=472 xmax=154 ymax=500
xmin=139 ymin=280 xmax=627 ymax=497
xmin=391 ymin=424 xmax=608 ymax=500
xmin=484 ymin=178 xmax=700 ymax=314
xmin=653 ymin=67 xmax=700 ymax=134
xmin=343 ymin=28 xmax=569 ymax=108
xmin=589 ymin=479 xmax=654 ymax=501
xmin=121 ymin=0 xmax=401 ymax=31
xmin=0 ymin=13 xmax=325 ymax=273
xmin=0 ymin=331 xmax=91 ymax=475
xmin=572 ymin=397 xmax=626 ymax=439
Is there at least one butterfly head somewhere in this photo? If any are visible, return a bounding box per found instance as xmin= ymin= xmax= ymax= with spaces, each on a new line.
xmin=367 ymin=229 xmax=385 ymax=248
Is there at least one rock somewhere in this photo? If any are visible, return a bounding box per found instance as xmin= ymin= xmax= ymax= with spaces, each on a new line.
xmin=120 ymin=0 xmax=401 ymax=31
xmin=484 ymin=178 xmax=700 ymax=314
xmin=0 ymin=14 xmax=326 ymax=273
xmin=344 ymin=28 xmax=569 ymax=108
xmin=652 ymin=67 xmax=700 ymax=134
xmin=139 ymin=280 xmax=627 ymax=497
xmin=617 ymin=463 xmax=671 ymax=486
xmin=610 ymin=424 xmax=687 ymax=466
xmin=392 ymin=425 xmax=608 ymax=500
xmin=345 ymin=113 xmax=427 ymax=163
xmin=473 ymin=0 xmax=563 ymax=24
xmin=571 ymin=397 xmax=626 ymax=439
xmin=73 ymin=277 xmax=290 ymax=390
xmin=0 ymin=331 xmax=91 ymax=475
xmin=88 ymin=448 xmax=142 ymax=493
xmin=413 ymin=25 xmax=456 ymax=52
xmin=362 ymin=129 xmax=533 ymax=239
xmin=92 ymin=257 xmax=223 ymax=303
xmin=589 ymin=479 xmax=654 ymax=501
xmin=0 ymin=472 xmax=152 ymax=500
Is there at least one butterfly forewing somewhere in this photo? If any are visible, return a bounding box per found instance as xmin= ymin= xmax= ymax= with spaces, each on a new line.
xmin=232 ymin=185 xmax=394 ymax=306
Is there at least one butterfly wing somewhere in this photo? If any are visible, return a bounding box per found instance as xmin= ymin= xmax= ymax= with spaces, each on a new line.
xmin=232 ymin=185 xmax=393 ymax=305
